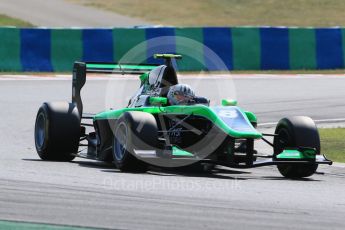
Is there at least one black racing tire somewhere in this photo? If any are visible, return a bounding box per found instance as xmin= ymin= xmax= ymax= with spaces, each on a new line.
xmin=113 ymin=111 xmax=158 ymax=172
xmin=34 ymin=102 xmax=80 ymax=161
xmin=273 ymin=116 xmax=319 ymax=178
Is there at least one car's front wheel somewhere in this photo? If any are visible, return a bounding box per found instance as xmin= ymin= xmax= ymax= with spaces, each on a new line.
xmin=273 ymin=116 xmax=319 ymax=178
xmin=113 ymin=111 xmax=158 ymax=172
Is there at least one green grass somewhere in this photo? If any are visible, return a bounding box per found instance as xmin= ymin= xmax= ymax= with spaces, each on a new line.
xmin=0 ymin=220 xmax=91 ymax=230
xmin=70 ymin=0 xmax=345 ymax=27
xmin=320 ymin=128 xmax=345 ymax=163
xmin=0 ymin=14 xmax=33 ymax=27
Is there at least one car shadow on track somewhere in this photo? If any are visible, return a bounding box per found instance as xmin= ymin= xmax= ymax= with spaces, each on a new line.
xmin=84 ymin=163 xmax=323 ymax=182
xmin=22 ymin=158 xmax=116 ymax=170
xmin=258 ymin=176 xmax=321 ymax=181
xmin=64 ymin=159 xmax=251 ymax=180
xmin=22 ymin=158 xmax=45 ymax=161
xmin=72 ymin=160 xmax=114 ymax=169
xmin=146 ymin=168 xmax=249 ymax=180
xmin=99 ymin=165 xmax=251 ymax=180
xmin=22 ymin=159 xmax=322 ymax=182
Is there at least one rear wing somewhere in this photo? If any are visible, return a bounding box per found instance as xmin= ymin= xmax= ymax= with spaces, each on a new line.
xmin=85 ymin=62 xmax=160 ymax=74
xmin=72 ymin=61 xmax=159 ymax=117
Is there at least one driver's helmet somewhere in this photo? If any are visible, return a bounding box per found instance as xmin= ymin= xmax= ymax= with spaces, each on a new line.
xmin=167 ymin=84 xmax=195 ymax=105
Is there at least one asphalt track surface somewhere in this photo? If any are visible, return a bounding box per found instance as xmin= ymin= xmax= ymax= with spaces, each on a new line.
xmin=0 ymin=0 xmax=148 ymax=27
xmin=0 ymin=74 xmax=345 ymax=229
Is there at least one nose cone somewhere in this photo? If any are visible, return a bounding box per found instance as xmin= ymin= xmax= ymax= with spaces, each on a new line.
xmin=211 ymin=106 xmax=262 ymax=138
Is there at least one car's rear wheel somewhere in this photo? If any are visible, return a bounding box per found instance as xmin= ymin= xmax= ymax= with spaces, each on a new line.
xmin=113 ymin=111 xmax=158 ymax=172
xmin=273 ymin=116 xmax=319 ymax=178
xmin=34 ymin=102 xmax=81 ymax=161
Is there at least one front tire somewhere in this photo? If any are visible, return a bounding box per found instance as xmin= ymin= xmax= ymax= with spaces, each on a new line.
xmin=273 ymin=116 xmax=319 ymax=178
xmin=34 ymin=102 xmax=80 ymax=161
xmin=113 ymin=111 xmax=158 ymax=172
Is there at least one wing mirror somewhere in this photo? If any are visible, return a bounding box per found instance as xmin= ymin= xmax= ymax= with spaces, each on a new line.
xmin=150 ymin=97 xmax=168 ymax=106
xmin=222 ymin=99 xmax=238 ymax=106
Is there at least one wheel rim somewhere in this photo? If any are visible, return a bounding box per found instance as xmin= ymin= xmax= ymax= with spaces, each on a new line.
xmin=35 ymin=113 xmax=46 ymax=149
xmin=114 ymin=123 xmax=128 ymax=161
xmin=275 ymin=128 xmax=291 ymax=154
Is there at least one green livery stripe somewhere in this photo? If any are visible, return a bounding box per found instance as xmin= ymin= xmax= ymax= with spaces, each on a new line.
xmin=94 ymin=105 xmax=262 ymax=139
xmin=0 ymin=28 xmax=21 ymax=71
xmin=113 ymin=28 xmax=147 ymax=64
xmin=51 ymin=29 xmax=82 ymax=72
xmin=172 ymin=146 xmax=194 ymax=156
xmin=289 ymin=28 xmax=316 ymax=69
xmin=86 ymin=63 xmax=157 ymax=70
xmin=232 ymin=28 xmax=260 ymax=70
xmin=175 ymin=28 xmax=205 ymax=71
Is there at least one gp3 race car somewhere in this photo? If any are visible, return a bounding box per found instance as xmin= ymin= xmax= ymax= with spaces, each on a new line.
xmin=34 ymin=54 xmax=332 ymax=178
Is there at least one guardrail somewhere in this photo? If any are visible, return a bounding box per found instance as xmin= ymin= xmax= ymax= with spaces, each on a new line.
xmin=0 ymin=27 xmax=344 ymax=72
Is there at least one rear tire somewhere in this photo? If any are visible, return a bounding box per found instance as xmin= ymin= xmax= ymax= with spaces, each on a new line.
xmin=273 ymin=116 xmax=319 ymax=178
xmin=34 ymin=102 xmax=80 ymax=161
xmin=113 ymin=111 xmax=158 ymax=172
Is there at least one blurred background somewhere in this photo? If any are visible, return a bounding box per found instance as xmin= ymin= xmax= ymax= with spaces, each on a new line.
xmin=1 ymin=0 xmax=345 ymax=27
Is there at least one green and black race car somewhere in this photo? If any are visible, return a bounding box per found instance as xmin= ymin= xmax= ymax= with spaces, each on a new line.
xmin=34 ymin=54 xmax=332 ymax=178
